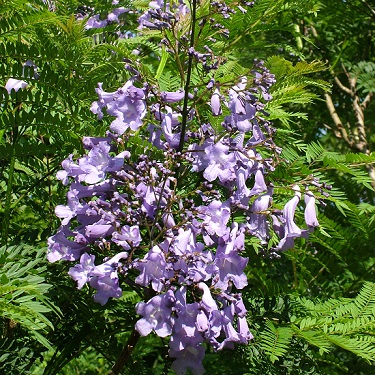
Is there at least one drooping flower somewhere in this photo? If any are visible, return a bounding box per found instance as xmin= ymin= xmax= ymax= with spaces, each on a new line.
xmin=135 ymin=241 xmax=174 ymax=292
xmin=275 ymin=186 xmax=309 ymax=252
xmin=304 ymin=189 xmax=319 ymax=229
xmin=91 ymin=79 xmax=147 ymax=135
xmin=47 ymin=228 xmax=88 ymax=263
xmin=135 ymin=290 xmax=176 ymax=337
xmin=5 ymin=78 xmax=28 ymax=93
xmin=68 ymin=251 xmax=128 ymax=305
xmin=197 ymin=199 xmax=231 ymax=238
xmin=213 ymin=223 xmax=248 ymax=291
xmin=210 ymin=88 xmax=222 ymax=116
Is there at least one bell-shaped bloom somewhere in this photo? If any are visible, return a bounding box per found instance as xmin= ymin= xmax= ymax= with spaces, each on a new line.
xmin=47 ymin=228 xmax=88 ymax=262
xmin=90 ymin=276 xmax=123 ymax=305
xmin=275 ymin=186 xmax=309 ymax=252
xmin=135 ymin=290 xmax=176 ymax=337
xmin=5 ymin=78 xmax=28 ymax=93
xmin=161 ymin=89 xmax=186 ymax=103
xmin=57 ymin=142 xmax=126 ymax=185
xmin=210 ymin=88 xmax=222 ymax=116
xmin=112 ymin=225 xmax=142 ymax=250
xmin=85 ymin=220 xmax=114 ymax=239
xmin=304 ymin=190 xmax=319 ymax=228
xmin=248 ymin=186 xmax=273 ymax=241
xmin=68 ymin=253 xmax=96 ymax=289
xmin=197 ymin=199 xmax=231 ymax=237
xmin=161 ymin=111 xmax=181 ymax=149
xmin=201 ymin=141 xmax=237 ymax=183
xmin=91 ymin=79 xmax=147 ymax=135
xmin=86 ymin=15 xmax=108 ymax=29
xmin=69 ymin=251 xmax=128 ymax=305
xmin=213 ymin=223 xmax=248 ymax=291
xmin=170 ymin=344 xmax=206 ymax=375
xmin=198 ymin=282 xmax=218 ymax=312
xmin=135 ymin=241 xmax=174 ymax=292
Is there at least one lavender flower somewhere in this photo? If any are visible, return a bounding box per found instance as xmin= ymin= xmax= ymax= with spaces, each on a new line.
xmin=5 ymin=78 xmax=28 ymax=93
xmin=91 ymin=79 xmax=147 ymax=135
xmin=274 ymin=186 xmax=309 ymax=252
xmin=69 ymin=252 xmax=128 ymax=305
xmin=135 ymin=290 xmax=176 ymax=336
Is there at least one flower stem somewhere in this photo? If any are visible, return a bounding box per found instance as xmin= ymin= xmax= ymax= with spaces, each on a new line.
xmin=1 ymin=122 xmax=18 ymax=246
xmin=108 ymin=328 xmax=140 ymax=375
xmin=178 ymin=0 xmax=197 ymax=152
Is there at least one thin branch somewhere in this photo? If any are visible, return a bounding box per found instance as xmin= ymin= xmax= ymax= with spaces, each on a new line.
xmin=352 ymin=93 xmax=368 ymax=152
xmin=324 ymin=92 xmax=352 ymax=147
xmin=333 ymin=75 xmax=353 ymax=96
xmin=108 ymin=329 xmax=140 ymax=375
xmin=361 ymin=92 xmax=373 ymax=110
xmin=360 ymin=0 xmax=375 ymax=18
xmin=178 ymin=0 xmax=197 ymax=152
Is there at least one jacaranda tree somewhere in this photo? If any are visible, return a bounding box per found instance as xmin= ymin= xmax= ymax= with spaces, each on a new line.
xmin=1 ymin=1 xmax=374 ymax=374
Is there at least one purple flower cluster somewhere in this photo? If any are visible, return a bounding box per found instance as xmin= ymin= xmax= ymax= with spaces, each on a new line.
xmin=49 ymin=59 xmax=320 ymax=373
xmin=77 ymin=1 xmax=129 ymax=29
xmin=48 ymin=3 xmax=322 ymax=373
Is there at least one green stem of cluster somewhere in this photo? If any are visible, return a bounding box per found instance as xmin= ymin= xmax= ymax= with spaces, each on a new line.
xmin=2 ymin=124 xmax=18 ymax=246
xmin=178 ymin=0 xmax=197 ymax=152
xmin=108 ymin=328 xmax=140 ymax=375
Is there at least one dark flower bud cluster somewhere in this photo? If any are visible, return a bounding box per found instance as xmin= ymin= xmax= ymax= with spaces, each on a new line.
xmin=138 ymin=0 xmax=188 ymax=30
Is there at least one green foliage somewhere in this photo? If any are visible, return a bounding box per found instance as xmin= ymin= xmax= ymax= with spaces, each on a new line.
xmin=0 ymin=244 xmax=59 ymax=374
xmin=259 ymin=320 xmax=294 ymax=362
xmin=292 ymin=282 xmax=375 ymax=362
xmin=266 ymin=57 xmax=330 ymax=126
xmin=0 ymin=244 xmax=57 ymax=349
xmin=351 ymin=61 xmax=375 ymax=94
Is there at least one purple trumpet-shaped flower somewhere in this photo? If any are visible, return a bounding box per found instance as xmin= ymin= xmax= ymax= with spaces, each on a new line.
xmin=86 ymin=15 xmax=108 ymax=29
xmin=85 ymin=220 xmax=115 ymax=240
xmin=191 ymin=140 xmax=237 ymax=184
xmin=47 ymin=228 xmax=88 ymax=263
xmin=213 ymin=223 xmax=248 ymax=291
xmin=161 ymin=89 xmax=191 ymax=103
xmin=161 ymin=111 xmax=181 ymax=149
xmin=224 ymin=77 xmax=256 ymax=133
xmin=56 ymin=142 xmax=127 ymax=185
xmin=68 ymin=252 xmax=96 ymax=289
xmin=197 ymin=199 xmax=231 ymax=238
xmin=112 ymin=225 xmax=142 ymax=250
xmin=82 ymin=143 xmax=127 ymax=182
xmin=135 ymin=241 xmax=174 ymax=292
xmin=90 ymin=276 xmax=123 ymax=305
xmin=274 ymin=186 xmax=309 ymax=252
xmin=210 ymin=88 xmax=222 ymax=116
xmin=107 ymin=7 xmax=128 ymax=22
xmin=248 ymin=186 xmax=273 ymax=241
xmin=304 ymin=189 xmax=319 ymax=229
xmin=169 ymin=287 xmax=205 ymax=375
xmin=5 ymin=78 xmax=28 ymax=93
xmin=68 ymin=251 xmax=128 ymax=305
xmin=171 ymin=228 xmax=212 ymax=284
xmin=54 ymin=187 xmax=89 ymax=226
xmin=135 ymin=290 xmax=176 ymax=337
xmin=91 ymin=79 xmax=147 ymax=135
xmin=170 ymin=343 xmax=206 ymax=375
